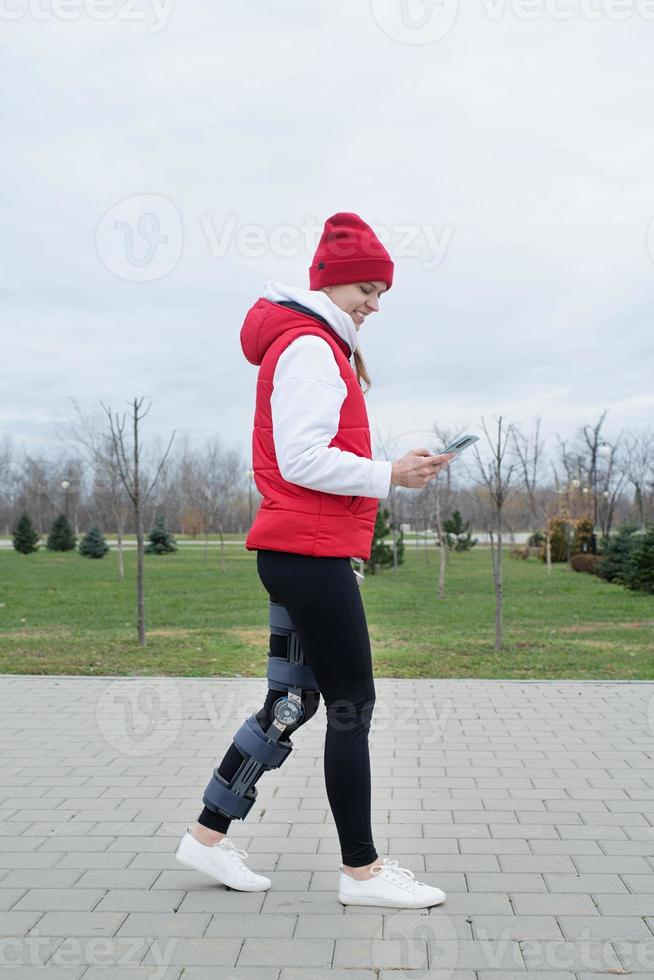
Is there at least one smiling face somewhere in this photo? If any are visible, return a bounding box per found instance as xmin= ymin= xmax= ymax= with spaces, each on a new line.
xmin=321 ymin=280 xmax=388 ymax=330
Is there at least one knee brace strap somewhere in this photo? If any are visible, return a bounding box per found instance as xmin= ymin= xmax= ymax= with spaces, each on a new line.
xmin=202 ymin=599 xmax=318 ymax=822
xmin=203 ymin=774 xmax=256 ymax=820
xmin=269 ymin=601 xmax=295 ymax=632
xmin=267 ymin=657 xmax=318 ymax=692
xmin=268 ymin=601 xmax=319 ymax=693
xmin=233 ymin=714 xmax=293 ymax=768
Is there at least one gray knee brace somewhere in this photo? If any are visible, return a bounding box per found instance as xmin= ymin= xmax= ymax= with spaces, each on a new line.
xmin=202 ymin=599 xmax=320 ymax=821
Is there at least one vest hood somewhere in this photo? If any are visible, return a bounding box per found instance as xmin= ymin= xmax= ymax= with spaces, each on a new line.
xmin=240 ymin=280 xmax=359 ymax=367
xmin=240 ymin=296 xmax=353 ymax=366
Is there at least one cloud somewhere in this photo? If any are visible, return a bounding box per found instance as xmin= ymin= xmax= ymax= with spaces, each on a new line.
xmin=1 ymin=0 xmax=652 ymax=467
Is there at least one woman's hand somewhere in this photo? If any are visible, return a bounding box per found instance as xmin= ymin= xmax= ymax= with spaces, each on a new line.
xmin=390 ymin=448 xmax=456 ymax=489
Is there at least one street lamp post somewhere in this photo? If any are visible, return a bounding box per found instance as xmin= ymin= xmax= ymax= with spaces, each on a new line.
xmin=591 ymin=441 xmax=612 ymax=554
xmin=60 ymin=479 xmax=70 ymax=521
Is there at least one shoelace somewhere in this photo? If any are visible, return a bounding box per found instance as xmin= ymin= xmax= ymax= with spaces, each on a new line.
xmin=215 ymin=836 xmax=249 ymax=865
xmin=370 ymin=857 xmax=422 ymax=892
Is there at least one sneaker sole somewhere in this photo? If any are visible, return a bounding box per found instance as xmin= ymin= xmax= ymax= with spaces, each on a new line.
xmin=175 ymin=849 xmax=270 ymax=892
xmin=338 ymin=893 xmax=446 ymax=909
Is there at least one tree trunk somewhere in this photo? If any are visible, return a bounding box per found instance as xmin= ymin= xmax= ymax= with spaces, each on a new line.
xmin=435 ymin=485 xmax=446 ymax=599
xmin=111 ymin=499 xmax=126 ymax=582
xmin=495 ymin=510 xmax=503 ymax=651
xmin=136 ymin=507 xmax=145 ymax=646
xmin=133 ymin=405 xmax=146 ymax=647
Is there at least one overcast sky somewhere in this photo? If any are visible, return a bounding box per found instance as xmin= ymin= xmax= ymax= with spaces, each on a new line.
xmin=2 ymin=1 xmax=653 ymax=473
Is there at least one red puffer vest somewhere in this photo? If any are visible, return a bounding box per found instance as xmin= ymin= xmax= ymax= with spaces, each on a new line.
xmin=240 ymin=297 xmax=379 ymax=559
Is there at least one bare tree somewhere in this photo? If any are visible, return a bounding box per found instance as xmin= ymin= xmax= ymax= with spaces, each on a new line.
xmin=511 ymin=416 xmax=545 ymax=534
xmin=18 ymin=453 xmax=51 ymax=535
xmin=101 ymin=397 xmax=176 ymax=646
xmin=622 ymin=430 xmax=654 ymax=531
xmin=472 ymin=416 xmax=515 ymax=651
xmin=580 ymin=410 xmax=610 ymax=552
xmin=370 ymin=420 xmax=405 ymax=572
xmin=184 ymin=438 xmax=246 ymax=569
xmin=68 ymin=398 xmax=131 ymax=581
xmin=595 ymin=439 xmax=626 ymax=539
xmin=430 ymin=424 xmax=459 ymax=598
xmin=0 ymin=434 xmax=20 ymax=535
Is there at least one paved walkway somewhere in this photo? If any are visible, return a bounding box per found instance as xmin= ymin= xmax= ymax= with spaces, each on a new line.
xmin=1 ymin=675 xmax=653 ymax=979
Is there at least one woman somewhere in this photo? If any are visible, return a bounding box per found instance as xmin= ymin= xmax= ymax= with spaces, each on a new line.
xmin=176 ymin=212 xmax=454 ymax=909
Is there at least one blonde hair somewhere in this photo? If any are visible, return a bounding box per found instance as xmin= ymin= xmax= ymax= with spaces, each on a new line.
xmin=353 ymin=346 xmax=371 ymax=394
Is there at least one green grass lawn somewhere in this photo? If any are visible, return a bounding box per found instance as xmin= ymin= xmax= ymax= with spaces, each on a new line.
xmin=0 ymin=544 xmax=652 ymax=679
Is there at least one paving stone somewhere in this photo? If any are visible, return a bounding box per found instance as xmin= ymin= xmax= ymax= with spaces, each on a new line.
xmin=558 ymin=914 xmax=652 ymax=940
xmin=93 ymin=889 xmax=186 ymax=912
xmin=333 ymin=937 xmax=429 ymax=969
xmin=12 ymin=888 xmax=106 ymax=912
xmin=2 ymin=676 xmax=653 ymax=978
xmin=379 ymin=973 xmax=477 ymax=980
xmin=470 ymin=913 xmax=564 ymax=939
xmin=26 ymin=911 xmax=127 ymax=936
xmin=180 ymin=971 xmax=277 ymax=980
xmin=203 ymin=913 xmax=296 ymax=938
xmin=113 ymin=911 xmax=213 ymax=938
xmin=139 ymin=936 xmax=243 ymax=966
xmin=0 ymin=888 xmax=27 ymax=911
xmin=237 ymin=937 xmax=333 ymax=966
xmin=81 ymin=970 xmax=182 ymax=979
xmin=282 ymin=971 xmax=376 ymax=980
xmin=593 ymin=893 xmax=654 ymax=915
xmin=293 ymin=913 xmax=383 ymax=937
xmin=0 ymin=911 xmax=44 ymax=935
xmin=0 ymin=970 xmax=87 ymax=980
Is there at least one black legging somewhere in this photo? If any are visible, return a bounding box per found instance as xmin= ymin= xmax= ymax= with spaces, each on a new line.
xmin=197 ymin=548 xmax=379 ymax=868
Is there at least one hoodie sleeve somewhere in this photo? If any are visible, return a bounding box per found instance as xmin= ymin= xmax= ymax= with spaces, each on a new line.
xmin=270 ymin=335 xmax=392 ymax=499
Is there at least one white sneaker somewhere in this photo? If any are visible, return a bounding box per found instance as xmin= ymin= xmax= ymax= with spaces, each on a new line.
xmin=175 ymin=826 xmax=271 ymax=892
xmin=338 ymin=857 xmax=446 ymax=909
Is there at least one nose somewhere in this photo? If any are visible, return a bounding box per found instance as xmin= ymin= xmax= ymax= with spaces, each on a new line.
xmin=366 ymin=295 xmax=379 ymax=313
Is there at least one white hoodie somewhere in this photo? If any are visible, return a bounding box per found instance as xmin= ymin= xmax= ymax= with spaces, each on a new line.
xmin=263 ymin=281 xmax=393 ymax=502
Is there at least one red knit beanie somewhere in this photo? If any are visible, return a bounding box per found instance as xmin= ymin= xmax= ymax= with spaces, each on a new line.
xmin=309 ymin=212 xmax=394 ymax=291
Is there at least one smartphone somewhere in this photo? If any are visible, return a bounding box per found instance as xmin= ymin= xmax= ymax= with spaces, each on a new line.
xmin=441 ymin=433 xmax=479 ymax=455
